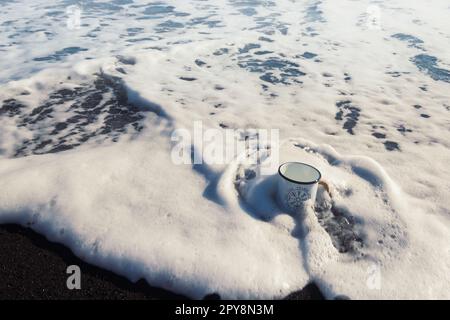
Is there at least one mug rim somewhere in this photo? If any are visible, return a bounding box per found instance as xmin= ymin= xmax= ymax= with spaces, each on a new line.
xmin=278 ymin=162 xmax=322 ymax=185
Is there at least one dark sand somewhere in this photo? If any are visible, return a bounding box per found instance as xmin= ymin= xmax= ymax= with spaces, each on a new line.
xmin=0 ymin=224 xmax=324 ymax=300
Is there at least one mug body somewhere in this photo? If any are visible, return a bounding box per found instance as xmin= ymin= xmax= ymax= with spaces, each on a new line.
xmin=277 ymin=162 xmax=321 ymax=215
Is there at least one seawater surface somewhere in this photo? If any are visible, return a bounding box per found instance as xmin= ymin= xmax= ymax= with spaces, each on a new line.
xmin=0 ymin=0 xmax=449 ymax=299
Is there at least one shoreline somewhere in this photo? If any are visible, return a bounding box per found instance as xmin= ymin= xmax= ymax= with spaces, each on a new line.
xmin=0 ymin=224 xmax=324 ymax=300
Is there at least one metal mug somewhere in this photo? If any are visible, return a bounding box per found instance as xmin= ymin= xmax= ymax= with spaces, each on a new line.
xmin=277 ymin=162 xmax=321 ymax=215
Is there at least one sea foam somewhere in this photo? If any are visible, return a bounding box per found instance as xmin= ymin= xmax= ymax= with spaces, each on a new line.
xmin=0 ymin=0 xmax=449 ymax=299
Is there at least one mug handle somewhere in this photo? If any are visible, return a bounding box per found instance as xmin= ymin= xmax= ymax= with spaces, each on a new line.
xmin=318 ymin=180 xmax=333 ymax=199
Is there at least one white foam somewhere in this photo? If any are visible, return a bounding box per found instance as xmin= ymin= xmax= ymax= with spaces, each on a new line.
xmin=0 ymin=0 xmax=449 ymax=299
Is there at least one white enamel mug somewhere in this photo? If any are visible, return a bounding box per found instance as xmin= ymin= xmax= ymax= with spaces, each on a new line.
xmin=277 ymin=162 xmax=321 ymax=215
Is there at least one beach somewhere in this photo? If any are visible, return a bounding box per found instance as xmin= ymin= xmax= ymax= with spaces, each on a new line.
xmin=0 ymin=224 xmax=323 ymax=300
xmin=0 ymin=0 xmax=449 ymax=300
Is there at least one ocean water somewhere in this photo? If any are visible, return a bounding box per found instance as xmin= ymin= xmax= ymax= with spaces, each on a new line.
xmin=0 ymin=0 xmax=449 ymax=299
